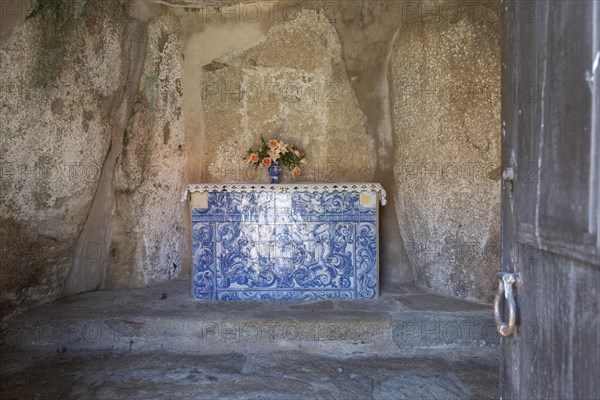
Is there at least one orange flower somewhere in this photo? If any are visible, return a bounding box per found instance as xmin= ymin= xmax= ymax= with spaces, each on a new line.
xmin=247 ymin=153 xmax=259 ymax=164
xmin=291 ymin=166 xmax=302 ymax=176
xmin=262 ymin=157 xmax=272 ymax=167
xmin=268 ymin=139 xmax=279 ymax=150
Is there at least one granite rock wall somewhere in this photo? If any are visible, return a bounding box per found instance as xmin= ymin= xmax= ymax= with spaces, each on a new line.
xmin=109 ymin=14 xmax=186 ymax=288
xmin=391 ymin=3 xmax=501 ymax=300
xmin=0 ymin=0 xmax=127 ymax=315
xmin=198 ymin=9 xmax=376 ymax=184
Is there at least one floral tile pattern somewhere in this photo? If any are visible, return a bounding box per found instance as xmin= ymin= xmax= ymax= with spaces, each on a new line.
xmin=192 ymin=191 xmax=379 ymax=300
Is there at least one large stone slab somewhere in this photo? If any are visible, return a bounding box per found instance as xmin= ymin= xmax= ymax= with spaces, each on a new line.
xmin=0 ymin=2 xmax=125 ymax=315
xmin=110 ymin=14 xmax=186 ymax=288
xmin=391 ymin=6 xmax=501 ymax=301
xmin=198 ymin=9 xmax=376 ymax=184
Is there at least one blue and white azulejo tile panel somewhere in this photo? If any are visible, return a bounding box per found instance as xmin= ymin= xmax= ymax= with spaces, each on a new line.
xmin=190 ymin=187 xmax=382 ymax=300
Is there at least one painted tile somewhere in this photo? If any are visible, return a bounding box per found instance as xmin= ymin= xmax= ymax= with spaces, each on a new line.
xmin=192 ymin=191 xmax=378 ymax=300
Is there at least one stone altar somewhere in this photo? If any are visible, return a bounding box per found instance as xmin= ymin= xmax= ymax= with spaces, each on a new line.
xmin=181 ymin=184 xmax=386 ymax=300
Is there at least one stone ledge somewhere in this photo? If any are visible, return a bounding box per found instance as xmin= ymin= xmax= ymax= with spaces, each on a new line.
xmin=1 ymin=280 xmax=497 ymax=355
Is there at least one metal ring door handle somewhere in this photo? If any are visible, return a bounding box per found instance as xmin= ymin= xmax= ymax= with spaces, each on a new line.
xmin=493 ymin=273 xmax=517 ymax=337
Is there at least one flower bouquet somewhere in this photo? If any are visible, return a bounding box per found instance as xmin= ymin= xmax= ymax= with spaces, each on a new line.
xmin=246 ymin=137 xmax=306 ymax=183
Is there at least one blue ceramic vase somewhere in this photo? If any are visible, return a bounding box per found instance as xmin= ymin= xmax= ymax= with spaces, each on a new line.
xmin=268 ymin=161 xmax=281 ymax=184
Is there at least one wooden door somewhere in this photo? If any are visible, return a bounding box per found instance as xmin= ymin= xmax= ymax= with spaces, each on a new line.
xmin=500 ymin=1 xmax=600 ymax=398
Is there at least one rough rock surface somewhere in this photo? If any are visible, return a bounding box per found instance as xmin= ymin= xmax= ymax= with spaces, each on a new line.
xmin=0 ymin=1 xmax=125 ymax=315
xmin=199 ymin=9 xmax=376 ymax=184
xmin=391 ymin=8 xmax=501 ymax=300
xmin=110 ymin=14 xmax=186 ymax=288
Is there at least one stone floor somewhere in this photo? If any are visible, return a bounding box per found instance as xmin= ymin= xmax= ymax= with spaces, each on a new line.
xmin=0 ymin=280 xmax=499 ymax=399
xmin=0 ymin=349 xmax=499 ymax=400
